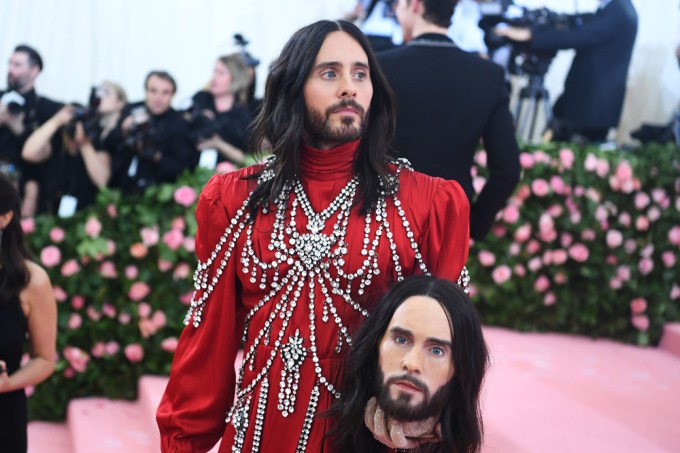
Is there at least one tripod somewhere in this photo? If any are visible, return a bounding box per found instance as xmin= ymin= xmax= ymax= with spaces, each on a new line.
xmin=514 ymin=73 xmax=552 ymax=144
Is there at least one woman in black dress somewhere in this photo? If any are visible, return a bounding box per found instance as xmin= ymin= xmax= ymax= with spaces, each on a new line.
xmin=0 ymin=174 xmax=57 ymax=452
xmin=189 ymin=54 xmax=254 ymax=167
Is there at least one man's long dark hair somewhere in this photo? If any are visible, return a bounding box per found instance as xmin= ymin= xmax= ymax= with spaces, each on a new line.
xmin=247 ymin=19 xmax=396 ymax=216
xmin=0 ymin=175 xmax=32 ymax=305
xmin=331 ymin=275 xmax=489 ymax=453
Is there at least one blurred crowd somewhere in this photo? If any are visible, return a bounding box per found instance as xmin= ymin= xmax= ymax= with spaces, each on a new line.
xmin=0 ymin=45 xmax=260 ymax=218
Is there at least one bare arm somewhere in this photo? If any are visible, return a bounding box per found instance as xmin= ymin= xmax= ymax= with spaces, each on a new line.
xmin=20 ymin=180 xmax=39 ymax=218
xmin=198 ymin=134 xmax=246 ymax=165
xmin=22 ymin=106 xmax=73 ymax=163
xmin=0 ymin=262 xmax=57 ymax=393
xmin=75 ymin=122 xmax=111 ymax=188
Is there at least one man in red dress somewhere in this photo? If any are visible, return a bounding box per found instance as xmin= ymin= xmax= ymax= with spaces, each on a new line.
xmin=157 ymin=19 xmax=470 ymax=453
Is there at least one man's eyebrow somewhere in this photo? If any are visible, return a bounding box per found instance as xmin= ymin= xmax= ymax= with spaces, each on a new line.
xmin=389 ymin=326 xmax=452 ymax=348
xmin=312 ymin=61 xmax=370 ymax=71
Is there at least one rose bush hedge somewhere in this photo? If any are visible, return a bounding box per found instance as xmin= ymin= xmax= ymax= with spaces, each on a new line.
xmin=23 ymin=143 xmax=679 ymax=420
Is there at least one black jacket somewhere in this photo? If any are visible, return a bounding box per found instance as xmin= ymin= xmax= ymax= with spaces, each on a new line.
xmin=378 ymin=34 xmax=521 ymax=240
xmin=532 ymin=0 xmax=638 ymax=129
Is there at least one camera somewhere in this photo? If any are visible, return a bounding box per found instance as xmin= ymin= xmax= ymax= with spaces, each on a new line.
xmin=184 ymin=102 xmax=220 ymax=145
xmin=480 ymin=2 xmax=588 ymax=76
xmin=64 ymin=86 xmax=102 ymax=141
xmin=1 ymin=91 xmax=26 ymax=116
xmin=124 ymin=106 xmax=161 ymax=160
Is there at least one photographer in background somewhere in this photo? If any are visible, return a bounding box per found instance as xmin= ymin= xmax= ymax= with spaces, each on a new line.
xmin=496 ymin=0 xmax=638 ymax=143
xmin=22 ymin=82 xmax=127 ymax=216
xmin=187 ymin=54 xmax=253 ymax=169
xmin=0 ymin=44 xmax=63 ymax=217
xmin=113 ymin=71 xmax=195 ymax=195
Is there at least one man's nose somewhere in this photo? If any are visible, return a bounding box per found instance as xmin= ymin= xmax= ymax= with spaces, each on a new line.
xmin=337 ymin=75 xmax=357 ymax=98
xmin=401 ymin=348 xmax=423 ymax=374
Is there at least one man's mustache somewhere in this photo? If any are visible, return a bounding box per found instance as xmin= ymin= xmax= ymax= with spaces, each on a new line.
xmin=385 ymin=374 xmax=428 ymax=394
xmin=325 ymin=99 xmax=366 ymax=119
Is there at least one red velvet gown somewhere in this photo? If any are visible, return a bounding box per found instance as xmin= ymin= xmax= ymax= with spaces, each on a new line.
xmin=157 ymin=139 xmax=470 ymax=452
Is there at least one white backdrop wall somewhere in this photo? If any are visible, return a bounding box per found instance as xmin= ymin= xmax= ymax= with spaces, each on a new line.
xmin=1 ymin=0 xmax=678 ymax=144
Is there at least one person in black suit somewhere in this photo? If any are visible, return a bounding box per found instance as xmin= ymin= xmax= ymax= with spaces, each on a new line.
xmin=378 ymin=0 xmax=520 ymax=241
xmin=496 ymin=0 xmax=638 ymax=143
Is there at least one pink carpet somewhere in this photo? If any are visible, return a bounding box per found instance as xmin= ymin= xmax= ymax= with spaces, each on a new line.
xmin=28 ymin=325 xmax=680 ymax=452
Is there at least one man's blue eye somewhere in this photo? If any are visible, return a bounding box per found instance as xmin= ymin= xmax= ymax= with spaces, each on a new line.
xmin=394 ymin=336 xmax=407 ymax=345
xmin=431 ymin=347 xmax=444 ymax=356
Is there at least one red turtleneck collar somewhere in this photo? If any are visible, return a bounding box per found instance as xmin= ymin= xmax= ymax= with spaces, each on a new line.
xmin=300 ymin=139 xmax=361 ymax=181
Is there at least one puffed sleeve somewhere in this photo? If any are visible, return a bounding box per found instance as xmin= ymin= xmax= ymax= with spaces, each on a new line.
xmin=419 ymin=178 xmax=470 ymax=281
xmin=157 ymin=173 xmax=245 ymax=452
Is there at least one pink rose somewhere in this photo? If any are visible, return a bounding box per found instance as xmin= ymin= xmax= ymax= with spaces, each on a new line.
xmin=569 ymin=211 xmax=582 ymax=224
xmin=107 ymin=203 xmax=118 ymax=218
xmin=125 ymin=265 xmax=139 ymax=280
xmin=138 ymin=302 xmax=152 ymax=318
xmin=594 ymin=206 xmax=608 ymax=222
xmin=531 ymin=179 xmax=550 ymax=197
xmin=158 ymin=259 xmax=174 ymax=272
xmin=20 ymin=218 xmax=35 ymax=234
xmin=514 ymin=224 xmax=532 ymax=243
xmin=53 ymin=286 xmax=68 ymax=302
xmin=86 ymin=306 xmax=101 ymax=321
xmin=606 ymin=255 xmax=618 ymax=266
xmin=554 ymin=271 xmax=567 ymax=284
xmin=173 ymin=262 xmax=192 ymax=279
xmin=560 ymin=233 xmax=573 ymax=248
xmin=63 ymin=347 xmax=90 ymax=373
xmin=671 ymin=284 xmax=680 ymax=300
xmin=549 ymin=176 xmax=566 ymax=195
xmin=624 ymin=239 xmax=637 ymax=253
xmin=647 ymin=207 xmax=661 ymax=222
xmin=519 ymin=152 xmax=535 ymax=169
xmin=105 ymin=341 xmax=120 ymax=356
xmin=513 ymin=264 xmax=526 ymax=277
xmin=91 ymin=342 xmax=106 ymax=358
xmin=161 ymin=337 xmax=179 ymax=353
xmin=138 ymin=319 xmax=158 ymax=338
xmin=106 ymin=240 xmax=116 ymax=256
xmin=515 ymin=185 xmax=531 ymax=202
xmin=491 ymin=265 xmax=512 ymax=284
xmin=609 ymin=277 xmax=622 ymax=289
xmin=618 ymin=212 xmax=631 ymax=227
xmin=71 ymin=295 xmax=85 ymax=310
xmin=509 ymin=242 xmax=520 ymax=256
xmin=638 ymin=258 xmax=654 ymax=275
xmin=179 ymin=291 xmax=194 ymax=305
xmin=586 ymin=188 xmax=602 ymax=204
xmin=584 ymin=153 xmax=598 ymax=171
xmin=528 ymin=257 xmax=542 ymax=272
xmin=140 ymin=226 xmax=159 ymax=246
xmin=183 ymin=237 xmax=196 ymax=252
xmin=635 ymin=216 xmax=649 ymax=231
xmin=474 ymin=150 xmax=487 ymax=166
xmin=606 ymin=230 xmax=623 ymax=248
xmin=526 ymin=240 xmax=541 ymax=255
xmin=538 ymin=214 xmax=554 ymax=233
xmin=568 ymin=243 xmax=589 ymax=262
xmin=641 ymin=244 xmax=654 ymax=258
xmin=615 ymin=160 xmax=633 ymax=182
xmin=49 ymin=227 xmax=65 ymax=243
xmin=629 ymin=297 xmax=647 ymax=315
xmin=534 ymin=275 xmax=550 ymax=292
xmin=668 ymin=226 xmax=680 ymax=246
xmin=152 ymin=310 xmax=167 ymax=329
xmin=533 ymin=150 xmax=551 ymax=164
xmin=558 ymin=148 xmax=574 ymax=169
xmin=216 ymin=161 xmax=238 ymax=174
xmin=40 ymin=245 xmax=62 ymax=268
xmin=617 ymin=266 xmax=631 ymax=281
xmin=539 ymin=229 xmax=557 ymax=243
xmin=552 ymin=249 xmax=568 ymax=265
xmin=118 ymin=312 xmax=132 ymax=325
xmin=102 ymin=303 xmax=117 ymax=318
xmin=68 ymin=313 xmax=82 ymax=330
xmin=84 ymin=217 xmax=102 ymax=238
xmin=173 ymin=186 xmax=197 ymax=207
xmin=595 ymin=159 xmax=610 ymax=178
xmin=478 ymin=250 xmax=496 ymax=267
xmin=651 ymin=188 xmax=666 ymax=203
xmin=473 ymin=176 xmax=486 ymax=193
xmin=634 ymin=192 xmax=650 ymax=210
xmin=124 ymin=344 xmax=145 ymax=363
xmin=631 ymin=315 xmax=649 ymax=332
xmin=171 ymin=217 xmax=186 ymax=231
xmin=542 ymin=250 xmax=553 ymax=266
xmin=129 ymin=281 xmax=151 ymax=301
xmin=662 ymin=251 xmax=676 ymax=268
xmin=543 ymin=292 xmax=556 ymax=306
xmin=99 ymin=261 xmax=118 ymax=279
xmin=61 ymin=259 xmax=81 ymax=277
xmin=502 ymin=204 xmax=520 ymax=224
xmin=129 ymin=242 xmax=148 ymax=259
xmin=163 ymin=229 xmax=184 ymax=251
xmin=546 ymin=204 xmax=563 ymax=218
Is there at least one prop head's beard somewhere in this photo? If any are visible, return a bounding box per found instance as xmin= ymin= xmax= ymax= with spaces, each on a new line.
xmin=304 ymin=99 xmax=367 ymax=147
xmin=374 ymin=369 xmax=451 ymax=422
